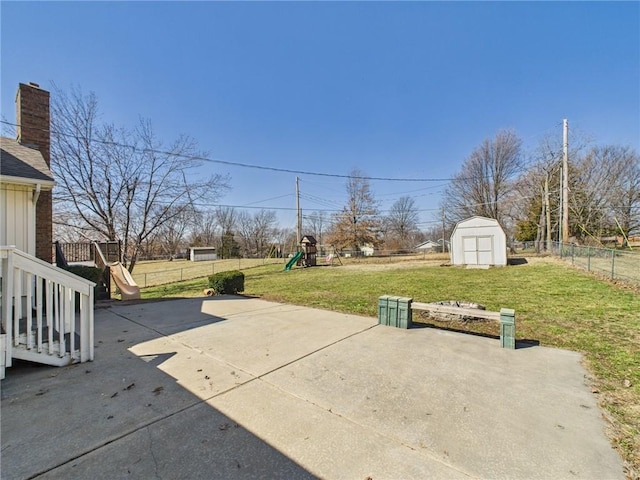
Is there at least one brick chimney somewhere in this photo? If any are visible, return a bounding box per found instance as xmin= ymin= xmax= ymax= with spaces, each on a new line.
xmin=16 ymin=82 xmax=53 ymax=262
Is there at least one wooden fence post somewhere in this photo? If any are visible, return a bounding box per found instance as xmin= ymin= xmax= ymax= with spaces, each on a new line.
xmin=611 ymin=250 xmax=615 ymax=280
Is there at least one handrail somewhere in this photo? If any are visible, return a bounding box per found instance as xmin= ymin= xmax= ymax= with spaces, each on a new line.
xmin=1 ymin=246 xmax=95 ymax=370
xmin=92 ymin=241 xmax=109 ymax=270
xmin=2 ymin=247 xmax=95 ymax=294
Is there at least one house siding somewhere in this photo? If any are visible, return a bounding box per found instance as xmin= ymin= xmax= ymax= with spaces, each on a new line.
xmin=0 ymin=184 xmax=35 ymax=255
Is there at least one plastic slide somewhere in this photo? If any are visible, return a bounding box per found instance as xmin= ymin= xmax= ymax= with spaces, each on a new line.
xmin=109 ymin=262 xmax=141 ymax=300
xmin=284 ymin=251 xmax=303 ymax=271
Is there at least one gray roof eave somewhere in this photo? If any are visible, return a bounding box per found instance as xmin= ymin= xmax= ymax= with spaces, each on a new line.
xmin=0 ymin=174 xmax=55 ymax=189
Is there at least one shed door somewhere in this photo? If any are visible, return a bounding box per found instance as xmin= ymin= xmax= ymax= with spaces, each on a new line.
xmin=462 ymin=235 xmax=494 ymax=265
xmin=476 ymin=236 xmax=494 ymax=265
xmin=462 ymin=236 xmax=478 ymax=264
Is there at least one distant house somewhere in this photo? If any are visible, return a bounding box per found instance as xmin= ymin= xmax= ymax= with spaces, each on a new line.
xmin=450 ymin=216 xmax=507 ymax=266
xmin=359 ymin=243 xmax=376 ymax=257
xmin=415 ymin=240 xmax=440 ymax=253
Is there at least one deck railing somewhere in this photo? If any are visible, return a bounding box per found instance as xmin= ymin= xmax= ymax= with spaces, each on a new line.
xmin=54 ymin=241 xmax=121 ymax=265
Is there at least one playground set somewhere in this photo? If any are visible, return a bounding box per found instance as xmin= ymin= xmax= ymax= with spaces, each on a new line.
xmin=284 ymin=235 xmax=342 ymax=271
xmin=285 ymin=235 xmax=316 ymax=270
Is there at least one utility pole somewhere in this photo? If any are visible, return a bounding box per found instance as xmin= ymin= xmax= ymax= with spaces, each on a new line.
xmin=562 ymin=119 xmax=569 ymax=243
xmin=296 ymin=177 xmax=301 ymax=248
xmin=559 ymin=166 xmax=563 ymax=243
xmin=537 ymin=185 xmax=545 ymax=253
xmin=441 ymin=209 xmax=446 ymax=253
xmin=545 ymin=173 xmax=551 ymax=249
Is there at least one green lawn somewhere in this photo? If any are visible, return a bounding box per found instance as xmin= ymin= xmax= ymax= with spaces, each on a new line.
xmin=141 ymin=257 xmax=639 ymax=474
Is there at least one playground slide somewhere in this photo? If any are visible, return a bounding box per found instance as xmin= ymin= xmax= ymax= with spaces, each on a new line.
xmin=284 ymin=251 xmax=303 ymax=271
xmin=110 ymin=262 xmax=141 ymax=300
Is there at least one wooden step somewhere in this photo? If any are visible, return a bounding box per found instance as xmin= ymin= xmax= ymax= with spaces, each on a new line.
xmin=13 ymin=316 xmax=81 ymax=350
xmin=11 ymin=342 xmax=79 ymax=367
xmin=15 ymin=331 xmax=80 ymax=354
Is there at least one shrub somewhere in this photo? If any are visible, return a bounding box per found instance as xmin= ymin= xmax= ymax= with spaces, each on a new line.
xmin=62 ymin=265 xmax=110 ymax=305
xmin=63 ymin=265 xmax=103 ymax=284
xmin=208 ymin=270 xmax=245 ymax=295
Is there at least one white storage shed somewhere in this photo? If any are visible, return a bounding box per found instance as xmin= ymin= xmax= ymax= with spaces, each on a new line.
xmin=450 ymin=216 xmax=507 ymax=266
xmin=189 ymin=247 xmax=217 ymax=262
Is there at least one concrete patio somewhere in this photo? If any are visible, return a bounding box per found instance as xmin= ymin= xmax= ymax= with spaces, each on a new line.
xmin=1 ymin=296 xmax=624 ymax=479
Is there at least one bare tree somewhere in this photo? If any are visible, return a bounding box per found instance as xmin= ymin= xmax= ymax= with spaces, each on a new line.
xmin=511 ymin=130 xmax=593 ymax=244
xmin=328 ymin=169 xmax=380 ymax=251
xmin=569 ymin=149 xmax=613 ymax=240
xmin=50 ymin=84 xmax=229 ymax=271
xmin=236 ymin=210 xmax=254 ymax=256
xmin=384 ymin=196 xmax=419 ymax=250
xmin=215 ymin=206 xmax=237 ymax=235
xmin=1 ymin=114 xmax=16 ymax=137
xmin=445 ymin=129 xmax=523 ymax=224
xmin=570 ymin=145 xmax=640 ymax=240
xmin=252 ymin=209 xmax=278 ymax=256
xmin=303 ymin=211 xmax=328 ymax=246
xmin=190 ymin=211 xmax=218 ymax=247
xmin=601 ymin=146 xmax=640 ymax=238
xmin=53 ymin=211 xmax=95 ymax=242
xmin=214 ymin=206 xmax=240 ymax=258
xmin=156 ymin=206 xmax=194 ymax=259
xmin=273 ymin=227 xmax=296 ymax=257
xmin=236 ymin=209 xmax=278 ymax=257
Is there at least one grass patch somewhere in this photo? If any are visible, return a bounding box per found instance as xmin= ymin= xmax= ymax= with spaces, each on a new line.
xmin=140 ymin=277 xmax=206 ymax=298
xmin=141 ymin=257 xmax=639 ymax=473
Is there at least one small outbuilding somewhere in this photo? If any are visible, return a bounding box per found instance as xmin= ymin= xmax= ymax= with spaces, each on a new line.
xmin=415 ymin=240 xmax=451 ymax=253
xmin=189 ymin=246 xmax=217 ymax=262
xmin=450 ymin=216 xmax=507 ymax=267
xmin=415 ymin=240 xmax=440 ymax=252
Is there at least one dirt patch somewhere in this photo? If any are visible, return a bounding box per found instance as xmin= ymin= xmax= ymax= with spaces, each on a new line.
xmin=338 ymin=259 xmax=447 ymax=272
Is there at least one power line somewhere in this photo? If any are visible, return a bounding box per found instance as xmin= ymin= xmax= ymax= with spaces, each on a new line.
xmin=12 ymin=119 xmax=633 ymax=227
xmin=374 ymin=183 xmax=448 ymax=197
xmin=2 ymin=120 xmax=457 ymax=183
xmin=299 ymin=192 xmax=343 ymax=209
xmin=2 ymin=119 xmax=538 ymax=183
xmin=241 ymin=193 xmax=293 ymax=207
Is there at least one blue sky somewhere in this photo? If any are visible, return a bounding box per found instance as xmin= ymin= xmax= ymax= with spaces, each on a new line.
xmin=2 ymin=1 xmax=639 ymax=230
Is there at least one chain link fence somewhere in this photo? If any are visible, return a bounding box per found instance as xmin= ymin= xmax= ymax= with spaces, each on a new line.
xmin=130 ymin=257 xmax=286 ymax=288
xmin=521 ymin=241 xmax=640 ymax=287
xmin=127 ymin=249 xmax=448 ymax=289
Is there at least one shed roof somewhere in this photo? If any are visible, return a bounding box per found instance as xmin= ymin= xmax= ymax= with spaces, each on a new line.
xmin=454 ymin=216 xmax=502 ymax=229
xmin=0 ymin=137 xmax=54 ymax=185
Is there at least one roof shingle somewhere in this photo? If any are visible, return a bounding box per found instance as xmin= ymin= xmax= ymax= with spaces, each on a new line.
xmin=0 ymin=136 xmax=54 ymax=183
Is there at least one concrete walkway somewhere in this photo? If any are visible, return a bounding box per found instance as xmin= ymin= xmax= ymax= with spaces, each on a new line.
xmin=1 ymin=296 xmax=623 ymax=479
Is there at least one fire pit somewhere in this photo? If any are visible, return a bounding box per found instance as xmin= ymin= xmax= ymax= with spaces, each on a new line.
xmin=420 ymin=300 xmax=489 ymax=323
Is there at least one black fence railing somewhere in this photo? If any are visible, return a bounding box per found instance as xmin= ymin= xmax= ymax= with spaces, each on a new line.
xmin=53 ymin=241 xmax=121 ymax=264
